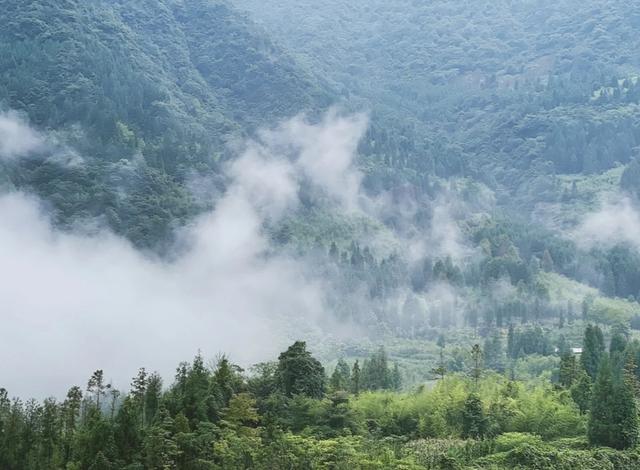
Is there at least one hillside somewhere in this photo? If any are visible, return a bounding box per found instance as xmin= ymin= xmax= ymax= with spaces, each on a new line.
xmin=235 ymin=0 xmax=640 ymax=203
xmin=0 ymin=0 xmax=332 ymax=246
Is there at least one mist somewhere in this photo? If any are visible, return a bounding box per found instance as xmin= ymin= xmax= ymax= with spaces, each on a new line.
xmin=573 ymin=194 xmax=640 ymax=252
xmin=0 ymin=111 xmax=371 ymax=399
xmin=0 ymin=111 xmax=44 ymax=160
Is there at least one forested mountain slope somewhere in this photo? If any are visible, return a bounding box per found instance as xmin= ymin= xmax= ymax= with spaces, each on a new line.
xmin=235 ymin=0 xmax=640 ymax=204
xmin=0 ymin=0 xmax=331 ymax=246
xmin=5 ymin=1 xmax=640 ymax=468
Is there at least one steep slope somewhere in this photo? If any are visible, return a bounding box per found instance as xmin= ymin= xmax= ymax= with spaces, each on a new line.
xmin=0 ymin=0 xmax=332 ymax=246
xmin=234 ymin=0 xmax=640 ymax=205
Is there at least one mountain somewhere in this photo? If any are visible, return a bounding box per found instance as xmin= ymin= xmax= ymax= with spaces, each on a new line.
xmin=0 ymin=0 xmax=332 ymax=246
xmin=235 ymin=0 xmax=640 ymax=204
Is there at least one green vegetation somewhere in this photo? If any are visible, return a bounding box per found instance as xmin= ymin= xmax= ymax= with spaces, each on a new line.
xmin=3 ymin=0 xmax=640 ymax=467
xmin=5 ymin=328 xmax=640 ymax=469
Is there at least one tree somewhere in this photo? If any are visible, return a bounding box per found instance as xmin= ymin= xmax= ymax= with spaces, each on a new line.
xmin=114 ymin=397 xmax=141 ymax=464
xmin=586 ymin=355 xmax=637 ymax=449
xmin=87 ymin=370 xmax=110 ymax=409
xmin=351 ymin=361 xmax=361 ymax=396
xmin=613 ymin=367 xmax=639 ymax=449
xmin=507 ymin=324 xmax=515 ymax=359
xmin=391 ymin=363 xmax=402 ymax=391
xmin=571 ymin=369 xmax=592 ymax=414
xmin=276 ymin=341 xmax=325 ymax=398
xmin=361 ymin=346 xmax=393 ymax=390
xmin=62 ymin=386 xmax=83 ymax=462
xmin=581 ymin=324 xmax=605 ymax=380
xmin=559 ymin=352 xmax=578 ymax=388
xmin=587 ymin=356 xmax=638 ymax=449
xmin=588 ymin=356 xmax=615 ymax=446
xmin=108 ymin=389 xmax=120 ymax=420
xmin=471 ymin=344 xmax=483 ymax=388
xmin=213 ymin=356 xmax=242 ymax=407
xmin=462 ymin=393 xmax=486 ymax=439
xmin=184 ymin=353 xmax=215 ymax=424
xmin=329 ymin=359 xmax=351 ymax=392
xmin=483 ymin=334 xmax=504 ymax=372
xmin=89 ymin=451 xmax=113 ymax=470
xmin=145 ymin=373 xmax=162 ymax=426
xmin=221 ymin=393 xmax=259 ymax=435
xmin=143 ymin=411 xmax=179 ymax=469
xmin=431 ymin=334 xmax=447 ymax=380
xmin=541 ymin=249 xmax=554 ymax=272
xmin=131 ymin=367 xmax=147 ymax=425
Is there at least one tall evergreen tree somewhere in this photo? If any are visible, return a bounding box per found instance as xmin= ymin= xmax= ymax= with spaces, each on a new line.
xmin=581 ymin=324 xmax=605 ymax=380
xmin=559 ymin=352 xmax=578 ymax=388
xmin=351 ymin=360 xmax=361 ymax=396
xmin=588 ymin=356 xmax=615 ymax=446
xmin=471 ymin=344 xmax=483 ymax=388
xmin=329 ymin=359 xmax=351 ymax=391
xmin=585 ymin=354 xmax=637 ymax=449
xmin=571 ymin=369 xmax=592 ymax=415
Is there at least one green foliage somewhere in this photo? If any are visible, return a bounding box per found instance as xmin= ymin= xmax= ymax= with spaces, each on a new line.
xmin=276 ymin=341 xmax=325 ymax=399
xmin=581 ymin=325 xmax=605 ymax=380
xmin=462 ymin=393 xmax=487 ymax=439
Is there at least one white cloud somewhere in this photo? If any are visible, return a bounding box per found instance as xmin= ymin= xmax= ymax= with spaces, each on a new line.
xmin=573 ymin=194 xmax=640 ymax=251
xmin=0 ymin=111 xmax=45 ymax=160
xmin=0 ymin=113 xmax=370 ymax=398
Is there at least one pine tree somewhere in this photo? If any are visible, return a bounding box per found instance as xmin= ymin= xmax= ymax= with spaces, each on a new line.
xmin=507 ymin=324 xmax=515 ymax=359
xmin=541 ymin=249 xmax=554 ymax=272
xmin=571 ymin=369 xmax=592 ymax=414
xmin=131 ymin=367 xmax=147 ymax=426
xmin=471 ymin=344 xmax=483 ymax=388
xmin=431 ymin=334 xmax=447 ymax=380
xmin=391 ymin=363 xmax=402 ymax=391
xmin=351 ymin=360 xmax=361 ymax=396
xmin=144 ymin=373 xmax=162 ymax=426
xmin=581 ymin=324 xmax=605 ymax=379
xmin=62 ymin=386 xmax=83 ymax=463
xmin=559 ymin=352 xmax=578 ymax=388
xmin=87 ymin=370 xmax=110 ymax=410
xmin=588 ymin=356 xmax=615 ymax=446
xmin=330 ymin=359 xmax=351 ymax=391
xmin=613 ymin=366 xmax=639 ymax=449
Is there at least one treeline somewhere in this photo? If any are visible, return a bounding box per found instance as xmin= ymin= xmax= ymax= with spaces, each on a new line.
xmin=5 ymin=329 xmax=640 ymax=469
xmin=0 ymin=342 xmax=401 ymax=469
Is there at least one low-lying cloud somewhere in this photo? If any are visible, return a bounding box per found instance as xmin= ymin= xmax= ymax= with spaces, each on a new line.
xmin=0 ymin=110 xmax=45 ymax=160
xmin=573 ymin=194 xmax=640 ymax=251
xmin=0 ymin=110 xmax=372 ymax=399
xmin=0 ymin=108 xmax=482 ymax=398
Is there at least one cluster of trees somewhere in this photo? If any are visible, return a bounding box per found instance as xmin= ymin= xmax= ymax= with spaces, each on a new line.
xmin=0 ymin=342 xmax=404 ymax=469
xmin=7 ymin=330 xmax=640 ymax=469
xmin=556 ymin=324 xmax=640 ymax=449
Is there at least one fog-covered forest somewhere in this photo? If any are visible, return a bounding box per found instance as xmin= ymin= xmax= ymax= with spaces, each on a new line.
xmin=2 ymin=0 xmax=640 ymax=468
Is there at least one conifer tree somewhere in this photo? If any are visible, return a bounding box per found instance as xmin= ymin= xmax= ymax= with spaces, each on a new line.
xmin=588 ymin=356 xmax=615 ymax=446
xmin=471 ymin=344 xmax=483 ymax=388
xmin=351 ymin=360 xmax=361 ymax=395
xmin=581 ymin=324 xmax=605 ymax=380
xmin=330 ymin=359 xmax=351 ymax=391
xmin=559 ymin=352 xmax=578 ymax=388
xmin=571 ymin=369 xmax=592 ymax=415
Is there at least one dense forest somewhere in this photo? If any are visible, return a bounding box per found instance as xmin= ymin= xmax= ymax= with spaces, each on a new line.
xmin=3 ymin=332 xmax=640 ymax=469
xmin=3 ymin=0 xmax=640 ymax=467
